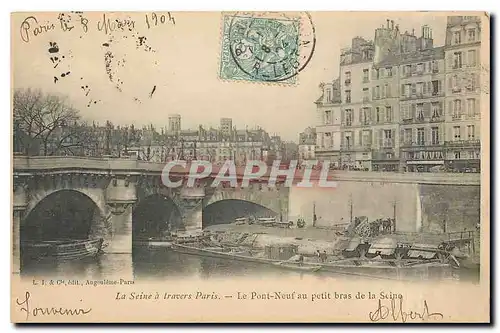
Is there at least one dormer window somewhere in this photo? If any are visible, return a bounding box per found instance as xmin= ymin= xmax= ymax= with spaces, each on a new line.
xmin=467 ymin=29 xmax=476 ymax=42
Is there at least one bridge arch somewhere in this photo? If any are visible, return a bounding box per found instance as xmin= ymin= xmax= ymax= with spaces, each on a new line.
xmin=132 ymin=194 xmax=183 ymax=240
xmin=21 ymin=189 xmax=108 ymax=243
xmin=202 ymin=199 xmax=278 ymax=229
xmin=204 ymin=188 xmax=283 ymax=214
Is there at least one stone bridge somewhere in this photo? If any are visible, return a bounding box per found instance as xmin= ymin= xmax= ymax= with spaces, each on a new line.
xmin=12 ymin=155 xmax=481 ymax=274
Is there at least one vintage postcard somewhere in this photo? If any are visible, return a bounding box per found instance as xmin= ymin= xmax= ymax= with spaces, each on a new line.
xmin=11 ymin=11 xmax=490 ymax=323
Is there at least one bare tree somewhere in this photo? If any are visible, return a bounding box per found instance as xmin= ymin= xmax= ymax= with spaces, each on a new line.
xmin=13 ymin=88 xmax=81 ymax=155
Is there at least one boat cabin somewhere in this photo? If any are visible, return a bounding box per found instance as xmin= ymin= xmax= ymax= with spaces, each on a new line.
xmin=264 ymin=244 xmax=299 ymax=260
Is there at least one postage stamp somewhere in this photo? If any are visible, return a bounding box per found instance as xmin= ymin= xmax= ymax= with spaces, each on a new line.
xmin=219 ymin=12 xmax=316 ymax=84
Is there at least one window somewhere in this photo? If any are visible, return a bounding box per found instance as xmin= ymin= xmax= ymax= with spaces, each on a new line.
xmin=453 ymin=52 xmax=462 ymax=69
xmin=431 ymin=80 xmax=440 ymax=95
xmin=376 ymin=107 xmax=380 ymax=123
xmin=326 ymin=88 xmax=332 ymax=102
xmin=451 ymin=74 xmax=460 ymax=92
xmin=345 ymin=71 xmax=351 ymax=85
xmin=467 ymin=98 xmax=475 ymax=116
xmin=385 ymin=84 xmax=391 ymax=97
xmin=345 ymin=109 xmax=353 ymax=126
xmin=454 ymin=151 xmax=461 ymax=159
xmin=468 ymin=29 xmax=476 ymax=42
xmin=431 ymin=102 xmax=441 ymax=118
xmin=416 ymin=82 xmax=424 ymax=95
xmin=417 ymin=128 xmax=425 ymax=145
xmin=362 ymin=130 xmax=371 ymax=146
xmin=469 ymin=151 xmax=475 ymax=159
xmin=431 ymin=127 xmax=439 ymax=145
xmin=466 ymin=73 xmax=477 ymax=91
xmin=363 ymin=88 xmax=370 ymax=102
xmin=417 ymin=63 xmax=424 ymax=73
xmin=324 ymin=110 xmax=332 ymax=124
xmin=404 ymin=84 xmax=411 ymax=97
xmin=363 ymin=69 xmax=369 ymax=82
xmin=402 ymin=104 xmax=411 ymax=120
xmin=404 ymin=129 xmax=412 ymax=144
xmin=361 ymin=107 xmax=370 ymax=125
xmin=467 ymin=125 xmax=475 ymax=139
xmin=416 ymin=103 xmax=424 ymax=120
xmin=385 ymin=106 xmax=392 ymax=122
xmin=453 ymin=126 xmax=461 ymax=141
xmin=453 ymin=31 xmax=461 ymax=45
xmin=468 ymin=50 xmax=477 ymax=67
xmin=386 ymin=152 xmax=393 ymax=159
xmin=453 ymin=99 xmax=462 ymax=118
xmin=404 ymin=65 xmax=411 ymax=76
xmin=374 ymin=69 xmax=380 ymax=80
xmin=345 ymin=90 xmax=351 ymax=103
xmin=345 ymin=132 xmax=352 ymax=148
xmin=386 ymin=67 xmax=392 ymax=77
xmin=383 ymin=130 xmax=392 ymax=147
xmin=431 ymin=60 xmax=439 ymax=73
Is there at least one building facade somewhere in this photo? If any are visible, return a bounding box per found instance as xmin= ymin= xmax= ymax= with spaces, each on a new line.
xmin=313 ymin=16 xmax=483 ymax=173
xmin=298 ymin=127 xmax=316 ymax=164
xmin=443 ymin=15 xmax=482 ymax=172
xmin=315 ymin=79 xmax=342 ymax=166
xmin=339 ymin=37 xmax=374 ymax=170
xmin=399 ymin=46 xmax=447 ymax=172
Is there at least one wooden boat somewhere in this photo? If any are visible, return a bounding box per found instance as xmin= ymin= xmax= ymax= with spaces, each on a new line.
xmin=21 ymin=238 xmax=105 ymax=262
xmin=171 ymin=242 xmax=281 ymax=264
xmin=273 ymin=261 xmax=322 ymax=272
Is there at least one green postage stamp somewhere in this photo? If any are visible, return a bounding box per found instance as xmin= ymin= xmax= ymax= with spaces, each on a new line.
xmin=219 ymin=12 xmax=316 ymax=84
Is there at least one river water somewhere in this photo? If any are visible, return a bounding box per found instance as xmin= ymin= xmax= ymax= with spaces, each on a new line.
xmin=20 ymin=246 xmax=480 ymax=284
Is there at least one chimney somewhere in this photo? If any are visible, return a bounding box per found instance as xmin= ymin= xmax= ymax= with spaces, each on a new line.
xmin=391 ymin=20 xmax=394 ymax=30
xmin=387 ymin=19 xmax=390 ymax=29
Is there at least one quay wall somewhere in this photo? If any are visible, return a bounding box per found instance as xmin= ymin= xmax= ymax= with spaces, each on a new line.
xmin=289 ymin=182 xmax=480 ymax=233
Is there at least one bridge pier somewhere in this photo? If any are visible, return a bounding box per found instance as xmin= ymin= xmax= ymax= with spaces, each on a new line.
xmin=13 ymin=177 xmax=27 ymax=275
xmin=106 ymin=176 xmax=137 ymax=254
xmin=107 ymin=204 xmax=134 ymax=253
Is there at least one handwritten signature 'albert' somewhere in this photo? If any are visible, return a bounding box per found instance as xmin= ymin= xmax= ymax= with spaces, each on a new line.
xmin=15 ymin=291 xmax=92 ymax=321
xmin=369 ymin=298 xmax=444 ymax=323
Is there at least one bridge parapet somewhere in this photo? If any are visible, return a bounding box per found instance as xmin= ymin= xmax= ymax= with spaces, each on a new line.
xmin=12 ymin=156 xmax=481 ymax=186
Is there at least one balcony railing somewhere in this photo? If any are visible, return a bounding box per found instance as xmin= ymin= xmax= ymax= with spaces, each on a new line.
xmin=340 ymin=144 xmax=371 ymax=151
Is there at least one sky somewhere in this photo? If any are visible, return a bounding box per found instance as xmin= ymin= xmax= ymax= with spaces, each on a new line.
xmin=12 ymin=12 xmax=448 ymax=141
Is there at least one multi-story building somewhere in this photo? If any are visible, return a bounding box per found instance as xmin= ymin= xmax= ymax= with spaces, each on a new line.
xmin=314 ymin=79 xmax=342 ymax=166
xmin=370 ymin=21 xmax=404 ymax=171
xmin=298 ymin=127 xmax=316 ymax=164
xmin=398 ymin=46 xmax=446 ymax=172
xmin=443 ymin=15 xmax=482 ymax=172
xmin=339 ymin=37 xmax=374 ymax=170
